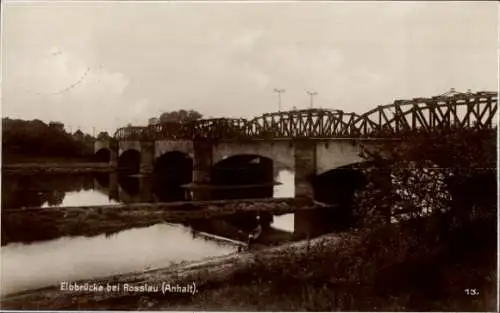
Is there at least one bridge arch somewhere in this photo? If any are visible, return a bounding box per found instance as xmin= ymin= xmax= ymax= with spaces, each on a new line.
xmin=212 ymin=154 xmax=274 ymax=183
xmin=310 ymin=162 xmax=370 ymax=230
xmin=315 ymin=140 xmax=366 ymax=176
xmin=311 ymin=162 xmax=369 ymax=204
xmin=94 ymin=148 xmax=111 ymax=163
xmin=117 ymin=149 xmax=141 ymax=174
xmin=154 ymin=151 xmax=193 ymax=185
xmin=154 ymin=140 xmax=194 ymax=159
xmin=211 ymin=154 xmax=275 ymax=199
xmin=94 ymin=140 xmax=110 ymax=154
xmin=212 ymin=141 xmax=295 ymax=170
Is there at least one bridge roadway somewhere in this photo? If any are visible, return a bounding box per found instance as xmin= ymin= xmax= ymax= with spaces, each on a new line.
xmin=94 ymin=90 xmax=497 ymax=200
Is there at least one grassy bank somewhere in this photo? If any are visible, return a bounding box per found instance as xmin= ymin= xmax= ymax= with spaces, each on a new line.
xmin=2 ymin=158 xmax=111 ymax=174
xmin=96 ymin=214 xmax=497 ymax=311
xmin=2 ymin=156 xmax=96 ymax=164
xmin=2 ymin=164 xmax=112 ymax=174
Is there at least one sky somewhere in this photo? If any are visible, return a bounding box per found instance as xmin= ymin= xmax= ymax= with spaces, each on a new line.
xmin=1 ymin=1 xmax=498 ymax=134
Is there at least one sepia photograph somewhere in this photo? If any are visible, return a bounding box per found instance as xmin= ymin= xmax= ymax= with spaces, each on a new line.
xmin=0 ymin=0 xmax=498 ymax=311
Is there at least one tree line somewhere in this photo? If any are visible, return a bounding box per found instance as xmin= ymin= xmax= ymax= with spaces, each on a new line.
xmin=2 ymin=118 xmax=96 ymax=163
xmin=2 ymin=110 xmax=203 ymax=163
xmin=149 ymin=109 xmax=203 ymax=125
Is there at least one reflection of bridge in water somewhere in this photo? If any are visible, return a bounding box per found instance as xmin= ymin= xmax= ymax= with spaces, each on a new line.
xmin=93 ymin=172 xmax=283 ymax=204
xmin=92 ymin=173 xmax=338 ymax=245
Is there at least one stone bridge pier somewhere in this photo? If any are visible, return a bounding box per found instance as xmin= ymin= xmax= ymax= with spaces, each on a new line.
xmin=140 ymin=140 xmax=155 ymax=174
xmin=293 ymin=140 xmax=316 ymax=199
xmin=109 ymin=139 xmax=118 ymax=168
xmin=192 ymin=139 xmax=213 ymax=201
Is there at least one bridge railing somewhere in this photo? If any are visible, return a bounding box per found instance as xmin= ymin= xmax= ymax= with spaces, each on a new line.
xmin=114 ymin=126 xmax=147 ymax=141
xmin=349 ymin=91 xmax=498 ymax=137
xmin=240 ymin=109 xmax=368 ymax=139
xmin=146 ymin=122 xmax=195 ymax=140
xmin=112 ymin=91 xmax=498 ymax=141
xmin=192 ymin=118 xmax=248 ymax=140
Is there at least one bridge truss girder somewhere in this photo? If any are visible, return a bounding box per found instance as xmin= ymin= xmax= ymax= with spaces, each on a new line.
xmin=112 ymin=91 xmax=498 ymax=141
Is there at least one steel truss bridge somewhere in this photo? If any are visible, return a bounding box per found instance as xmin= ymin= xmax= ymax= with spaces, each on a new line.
xmin=114 ymin=90 xmax=498 ymax=141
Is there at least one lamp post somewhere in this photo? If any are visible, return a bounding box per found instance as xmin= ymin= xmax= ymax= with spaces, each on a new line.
xmin=306 ymin=90 xmax=318 ymax=108
xmin=273 ymin=88 xmax=285 ymax=111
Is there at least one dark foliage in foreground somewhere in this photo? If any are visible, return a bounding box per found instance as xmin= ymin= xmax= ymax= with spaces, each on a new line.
xmin=215 ymin=215 xmax=495 ymax=311
xmin=354 ymin=126 xmax=496 ymax=227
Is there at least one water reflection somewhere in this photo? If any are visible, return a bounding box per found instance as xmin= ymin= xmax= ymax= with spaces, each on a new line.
xmin=1 ymin=209 xmax=334 ymax=296
xmin=0 ymin=223 xmax=236 ymax=296
xmin=2 ymin=173 xmax=98 ymax=209
xmin=1 ymin=169 xmax=345 ymax=296
xmin=271 ymin=213 xmax=294 ymax=232
xmin=2 ymin=169 xmax=295 ymax=210
xmin=41 ymin=191 xmax=119 ymax=208
xmin=274 ymin=169 xmax=294 ymax=198
xmin=1 ymin=170 xmax=296 ymax=245
xmin=183 ymin=208 xmax=338 ymax=247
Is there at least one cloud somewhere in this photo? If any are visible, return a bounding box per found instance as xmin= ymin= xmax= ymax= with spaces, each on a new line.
xmin=3 ymin=47 xmax=133 ymax=133
xmin=231 ymin=29 xmax=264 ymax=50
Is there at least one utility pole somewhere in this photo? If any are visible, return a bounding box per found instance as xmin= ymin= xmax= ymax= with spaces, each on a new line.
xmin=273 ymin=88 xmax=285 ymax=111
xmin=306 ymin=91 xmax=318 ymax=108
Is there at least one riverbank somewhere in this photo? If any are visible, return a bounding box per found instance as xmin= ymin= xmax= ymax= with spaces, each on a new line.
xmin=2 ymin=162 xmax=112 ymax=174
xmin=2 ymin=198 xmax=314 ymax=245
xmin=2 ymin=215 xmax=496 ymax=311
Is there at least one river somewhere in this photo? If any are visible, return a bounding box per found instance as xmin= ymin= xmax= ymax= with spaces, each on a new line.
xmin=1 ymin=169 xmax=301 ymax=296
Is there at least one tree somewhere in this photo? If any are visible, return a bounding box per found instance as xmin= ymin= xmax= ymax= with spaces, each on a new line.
xmin=97 ymin=131 xmax=111 ymax=140
xmin=158 ymin=109 xmax=202 ymax=124
xmin=337 ymin=126 xmax=498 ymax=311
xmin=353 ymin=125 xmax=497 ymax=228
xmin=2 ymin=118 xmax=96 ymax=162
xmin=73 ymin=129 xmax=84 ymax=140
